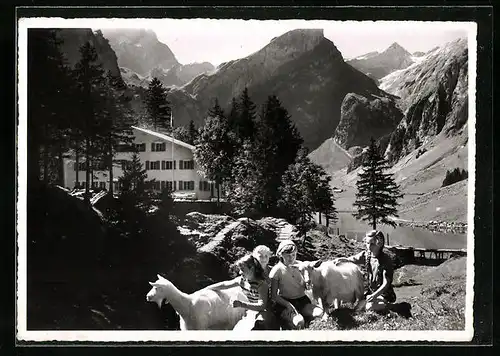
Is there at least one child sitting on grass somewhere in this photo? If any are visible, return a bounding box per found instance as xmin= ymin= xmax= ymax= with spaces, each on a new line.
xmin=269 ymin=240 xmax=323 ymax=329
xmin=205 ymin=253 xmax=274 ymax=330
xmin=252 ymin=245 xmax=273 ymax=282
xmin=335 ymin=230 xmax=396 ymax=312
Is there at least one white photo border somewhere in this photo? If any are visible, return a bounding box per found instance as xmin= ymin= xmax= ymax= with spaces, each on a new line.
xmin=16 ymin=17 xmax=477 ymax=343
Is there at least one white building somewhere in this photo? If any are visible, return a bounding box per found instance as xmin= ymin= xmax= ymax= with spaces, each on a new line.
xmin=62 ymin=126 xmax=216 ymax=200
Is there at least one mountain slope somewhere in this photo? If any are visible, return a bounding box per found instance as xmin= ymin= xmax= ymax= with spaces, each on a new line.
xmin=169 ymin=29 xmax=391 ymax=150
xmin=57 ymin=29 xmax=121 ymax=78
xmin=383 ymin=38 xmax=468 ymax=163
xmin=308 ymin=138 xmax=353 ymax=173
xmin=100 ymin=28 xmax=179 ymax=76
xmin=347 ymin=42 xmax=414 ymax=81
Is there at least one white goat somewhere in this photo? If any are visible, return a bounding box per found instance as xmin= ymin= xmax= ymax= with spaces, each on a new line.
xmin=146 ymin=274 xmax=248 ymax=330
xmin=294 ymin=260 xmax=364 ymax=320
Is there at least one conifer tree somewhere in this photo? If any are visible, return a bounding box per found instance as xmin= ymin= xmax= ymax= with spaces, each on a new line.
xmin=233 ymin=88 xmax=257 ymax=143
xmin=100 ymin=71 xmax=136 ymax=195
xmin=279 ymin=149 xmax=337 ymax=233
xmin=145 ymin=77 xmax=171 ymax=132
xmin=119 ymin=151 xmax=153 ymax=209
xmin=72 ymin=41 xmax=107 ymax=203
xmin=188 ymin=120 xmax=198 ymax=145
xmin=353 ymin=137 xmax=403 ymax=229
xmin=229 ymin=140 xmax=266 ymax=218
xmin=255 ymin=95 xmax=303 ymax=215
xmin=28 ymin=29 xmax=75 ymax=186
xmin=194 ymin=99 xmax=233 ymax=202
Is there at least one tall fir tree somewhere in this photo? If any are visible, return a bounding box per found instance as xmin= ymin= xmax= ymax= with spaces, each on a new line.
xmin=229 ymin=140 xmax=266 ymax=218
xmin=353 ymin=137 xmax=403 ymax=229
xmin=194 ymin=99 xmax=233 ymax=202
xmin=28 ymin=29 xmax=75 ymax=186
xmin=188 ymin=120 xmax=198 ymax=145
xmin=279 ymin=150 xmax=337 ymax=234
xmin=233 ymin=88 xmax=257 ymax=143
xmin=119 ymin=151 xmax=153 ymax=209
xmin=145 ymin=77 xmax=171 ymax=132
xmin=72 ymin=41 xmax=107 ymax=203
xmin=255 ymin=95 xmax=303 ymax=215
xmin=100 ymin=71 xmax=136 ymax=195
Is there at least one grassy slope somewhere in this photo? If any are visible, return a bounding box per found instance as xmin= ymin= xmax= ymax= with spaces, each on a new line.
xmin=304 ymin=227 xmax=467 ymax=331
xmin=312 ymin=126 xmax=469 ymax=222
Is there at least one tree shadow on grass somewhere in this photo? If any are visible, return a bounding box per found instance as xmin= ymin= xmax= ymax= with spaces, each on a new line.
xmin=329 ymin=307 xmax=360 ymax=330
xmin=388 ymin=302 xmax=412 ymax=319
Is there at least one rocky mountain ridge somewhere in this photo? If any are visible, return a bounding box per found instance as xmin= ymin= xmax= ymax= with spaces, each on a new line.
xmin=167 ymin=28 xmax=392 ymax=150
xmin=347 ymin=42 xmax=414 ymax=81
xmin=57 ymin=29 xmax=121 ymax=78
xmin=382 ymin=38 xmax=468 ymax=163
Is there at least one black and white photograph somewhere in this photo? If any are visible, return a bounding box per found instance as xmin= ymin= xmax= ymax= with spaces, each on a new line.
xmin=16 ymin=14 xmax=477 ymax=343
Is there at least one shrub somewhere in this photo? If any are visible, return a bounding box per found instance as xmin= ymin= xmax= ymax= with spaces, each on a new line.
xmin=442 ymin=168 xmax=468 ymax=187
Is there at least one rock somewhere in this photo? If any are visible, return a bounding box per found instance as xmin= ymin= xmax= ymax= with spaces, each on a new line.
xmin=335 ymin=93 xmax=404 ymax=150
xmin=380 ymin=39 xmax=468 ymax=164
xmin=347 ymin=42 xmax=414 ymax=80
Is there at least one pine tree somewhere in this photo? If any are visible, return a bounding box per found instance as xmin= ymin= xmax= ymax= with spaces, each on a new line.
xmin=233 ymin=88 xmax=257 ymax=143
xmin=28 ymin=29 xmax=75 ymax=186
xmin=353 ymin=137 xmax=403 ymax=229
xmin=145 ymin=77 xmax=171 ymax=132
xmin=100 ymin=71 xmax=136 ymax=195
xmin=255 ymin=95 xmax=303 ymax=215
xmin=229 ymin=140 xmax=266 ymax=218
xmin=72 ymin=41 xmax=107 ymax=203
xmin=119 ymin=152 xmax=153 ymax=210
xmin=188 ymin=120 xmax=198 ymax=145
xmin=194 ymin=99 xmax=233 ymax=202
xmin=279 ymin=150 xmax=337 ymax=235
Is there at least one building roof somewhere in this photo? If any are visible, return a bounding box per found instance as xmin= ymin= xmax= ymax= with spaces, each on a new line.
xmin=132 ymin=126 xmax=195 ymax=151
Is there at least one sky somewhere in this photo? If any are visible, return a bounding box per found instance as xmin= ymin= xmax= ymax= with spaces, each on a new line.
xmin=25 ymin=18 xmax=472 ymax=66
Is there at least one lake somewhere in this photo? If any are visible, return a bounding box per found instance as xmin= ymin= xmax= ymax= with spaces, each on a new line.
xmin=317 ymin=212 xmax=467 ymax=250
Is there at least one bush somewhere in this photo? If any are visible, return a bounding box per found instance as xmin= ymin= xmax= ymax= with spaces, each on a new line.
xmin=442 ymin=168 xmax=468 ymax=187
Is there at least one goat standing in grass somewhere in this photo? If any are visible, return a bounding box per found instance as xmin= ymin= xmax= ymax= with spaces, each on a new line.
xmin=334 ymin=230 xmax=396 ymax=312
xmin=294 ymin=259 xmax=364 ymax=320
xmin=205 ymin=254 xmax=276 ymax=330
xmin=146 ymin=274 xmax=248 ymax=330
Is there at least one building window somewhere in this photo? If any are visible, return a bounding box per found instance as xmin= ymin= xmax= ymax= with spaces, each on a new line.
xmin=179 ymin=180 xmax=195 ymax=190
xmin=167 ymin=181 xmax=173 ymax=191
xmin=179 ymin=160 xmax=194 ymax=170
xmin=117 ymin=144 xmax=134 ymax=152
xmin=151 ymin=181 xmax=161 ymax=191
xmin=199 ymin=180 xmax=210 ymax=191
xmin=75 ymin=162 xmax=88 ymax=171
xmin=151 ymin=142 xmax=166 ymax=152
xmin=121 ymin=160 xmax=133 ymax=171
xmin=99 ymin=182 xmax=106 ymax=189
xmin=161 ymin=160 xmax=174 ymax=170
xmin=136 ymin=143 xmax=146 ymax=152
xmin=150 ymin=161 xmax=160 ymax=170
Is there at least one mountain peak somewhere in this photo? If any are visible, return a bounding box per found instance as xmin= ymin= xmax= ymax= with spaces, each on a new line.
xmin=384 ymin=42 xmax=410 ymax=55
xmin=270 ymin=28 xmax=324 ymax=47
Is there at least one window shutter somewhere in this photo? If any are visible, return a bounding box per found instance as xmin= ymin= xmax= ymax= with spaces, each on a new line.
xmin=173 ymin=160 xmax=176 ymax=169
xmin=173 ymin=181 xmax=176 ymax=190
xmin=179 ymin=180 xmax=183 ymax=190
xmin=199 ymin=181 xmax=202 ymax=190
xmin=151 ymin=143 xmax=155 ymax=152
xmin=179 ymin=160 xmax=183 ymax=170
xmin=146 ymin=161 xmax=150 ymax=170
